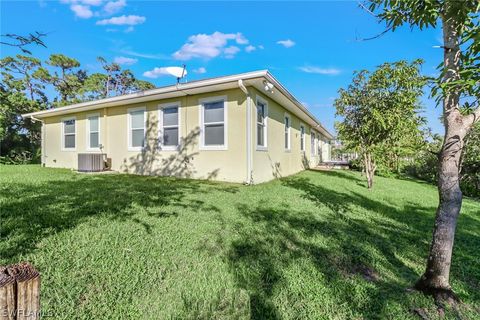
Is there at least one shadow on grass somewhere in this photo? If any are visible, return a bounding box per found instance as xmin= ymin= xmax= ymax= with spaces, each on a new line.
xmin=227 ymin=173 xmax=480 ymax=319
xmin=308 ymin=169 xmax=364 ymax=183
xmin=0 ymin=173 xmax=238 ymax=263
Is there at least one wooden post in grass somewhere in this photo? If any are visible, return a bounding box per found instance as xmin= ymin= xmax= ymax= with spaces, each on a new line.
xmin=0 ymin=267 xmax=16 ymax=320
xmin=0 ymin=263 xmax=40 ymax=320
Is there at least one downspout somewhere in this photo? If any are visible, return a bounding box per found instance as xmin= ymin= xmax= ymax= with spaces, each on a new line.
xmin=238 ymin=80 xmax=253 ymax=184
xmin=103 ymin=107 xmax=108 ymax=155
xmin=29 ymin=115 xmax=46 ymax=166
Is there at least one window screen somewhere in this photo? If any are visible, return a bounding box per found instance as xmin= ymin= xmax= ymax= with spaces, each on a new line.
xmin=130 ymin=110 xmax=145 ymax=148
xmin=162 ymin=106 xmax=179 ymax=146
xmin=88 ymin=116 xmax=99 ymax=149
xmin=257 ymin=102 xmax=267 ymax=147
xmin=63 ymin=119 xmax=75 ymax=149
xmin=203 ymin=100 xmax=225 ymax=146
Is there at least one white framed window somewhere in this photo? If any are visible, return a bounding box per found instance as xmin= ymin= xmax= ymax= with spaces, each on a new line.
xmin=86 ymin=113 xmax=100 ymax=151
xmin=311 ymin=131 xmax=316 ymax=156
xmin=316 ymin=135 xmax=320 ymax=155
xmin=284 ymin=113 xmax=291 ymax=151
xmin=300 ymin=124 xmax=305 ymax=152
xmin=61 ymin=117 xmax=76 ymax=151
xmin=256 ymin=96 xmax=268 ymax=150
xmin=158 ymin=102 xmax=180 ymax=150
xmin=127 ymin=107 xmax=146 ymax=151
xmin=199 ymin=96 xmax=228 ymax=150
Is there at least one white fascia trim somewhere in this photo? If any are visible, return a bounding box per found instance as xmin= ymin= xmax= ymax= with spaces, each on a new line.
xmin=199 ymin=95 xmax=228 ymax=151
xmin=255 ymin=95 xmax=268 ymax=151
xmin=264 ymin=72 xmax=334 ymax=140
xmin=127 ymin=106 xmax=147 ymax=152
xmin=158 ymin=101 xmax=181 ymax=151
xmin=22 ymin=70 xmax=268 ymax=119
xmin=86 ymin=112 xmax=101 ymax=152
xmin=61 ymin=116 xmax=77 ymax=151
xmin=21 ymin=68 xmax=334 ymax=139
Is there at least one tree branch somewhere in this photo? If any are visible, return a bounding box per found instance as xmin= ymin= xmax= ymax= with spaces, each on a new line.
xmin=470 ymin=106 xmax=480 ymax=125
xmin=427 ymin=149 xmax=440 ymax=157
xmin=355 ymin=26 xmax=394 ymax=41
xmin=0 ymin=32 xmax=47 ymax=54
xmin=354 ymin=1 xmax=393 ymax=41
xmin=357 ymin=1 xmax=376 ymax=17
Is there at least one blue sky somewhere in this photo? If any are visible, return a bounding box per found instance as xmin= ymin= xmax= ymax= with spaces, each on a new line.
xmin=1 ymin=1 xmax=444 ymax=135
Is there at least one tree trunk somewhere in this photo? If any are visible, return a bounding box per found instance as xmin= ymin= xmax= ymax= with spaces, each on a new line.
xmin=415 ymin=124 xmax=466 ymax=302
xmin=415 ymin=7 xmax=471 ymax=304
xmin=363 ymin=152 xmax=375 ymax=189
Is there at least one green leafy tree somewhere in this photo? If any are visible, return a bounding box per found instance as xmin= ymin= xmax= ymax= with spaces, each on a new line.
xmin=406 ymin=133 xmax=443 ymax=183
xmin=461 ymin=123 xmax=480 ymax=197
xmin=83 ymin=57 xmax=155 ymax=99
xmin=1 ymin=55 xmax=47 ymax=102
xmin=132 ymin=79 xmax=155 ymax=92
xmin=407 ymin=126 xmax=479 ymax=199
xmin=376 ymin=122 xmax=428 ymax=175
xmin=114 ymin=69 xmax=135 ymax=95
xmin=46 ymin=54 xmax=86 ymax=104
xmin=97 ymin=56 xmax=120 ymax=97
xmin=0 ymin=55 xmax=48 ymax=159
xmin=80 ymin=73 xmax=109 ymax=101
xmin=335 ymin=60 xmax=426 ymax=188
xmin=368 ymin=0 xmax=480 ymax=303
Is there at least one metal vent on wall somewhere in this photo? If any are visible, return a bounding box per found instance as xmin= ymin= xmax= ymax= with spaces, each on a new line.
xmin=78 ymin=153 xmax=105 ymax=172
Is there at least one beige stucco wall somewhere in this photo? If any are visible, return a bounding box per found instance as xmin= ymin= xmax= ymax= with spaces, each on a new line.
xmin=43 ymin=88 xmax=248 ymax=183
xmin=42 ymin=87 xmax=330 ymax=183
xmin=250 ymin=88 xmax=329 ymax=183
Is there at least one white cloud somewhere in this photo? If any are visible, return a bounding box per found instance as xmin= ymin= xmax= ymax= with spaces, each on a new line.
xmin=80 ymin=0 xmax=103 ymax=5
xmin=224 ymin=46 xmax=240 ymax=58
xmin=299 ymin=66 xmax=341 ymax=75
xmin=143 ymin=67 xmax=171 ymax=79
xmin=113 ymin=56 xmax=137 ymax=65
xmin=172 ymin=31 xmax=249 ymax=60
xmin=61 ymin=0 xmax=103 ymax=5
xmin=103 ymin=0 xmax=126 ymax=15
xmin=258 ymin=45 xmax=264 ymax=50
xmin=235 ymin=33 xmax=249 ymax=45
xmin=277 ymin=39 xmax=295 ymax=48
xmin=62 ymin=1 xmax=129 ymax=19
xmin=119 ymin=48 xmax=169 ymax=60
xmin=193 ymin=67 xmax=207 ymax=74
xmin=96 ymin=14 xmax=145 ymax=25
xmin=124 ymin=26 xmax=134 ymax=33
xmin=245 ymin=45 xmax=256 ymax=53
xmin=70 ymin=4 xmax=93 ymax=18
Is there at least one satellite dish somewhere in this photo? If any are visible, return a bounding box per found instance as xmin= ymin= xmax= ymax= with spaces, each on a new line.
xmin=165 ymin=65 xmax=187 ymax=83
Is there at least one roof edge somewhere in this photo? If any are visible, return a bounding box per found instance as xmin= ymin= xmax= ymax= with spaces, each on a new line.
xmin=264 ymin=71 xmax=334 ymax=139
xmin=21 ymin=70 xmax=268 ymax=119
xmin=22 ymin=69 xmax=334 ymax=139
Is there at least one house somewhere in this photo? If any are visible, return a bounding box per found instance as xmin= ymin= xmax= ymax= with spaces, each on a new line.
xmin=22 ymin=70 xmax=333 ymax=184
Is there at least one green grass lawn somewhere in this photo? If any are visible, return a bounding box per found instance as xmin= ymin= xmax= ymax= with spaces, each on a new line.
xmin=1 ymin=165 xmax=479 ymax=319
